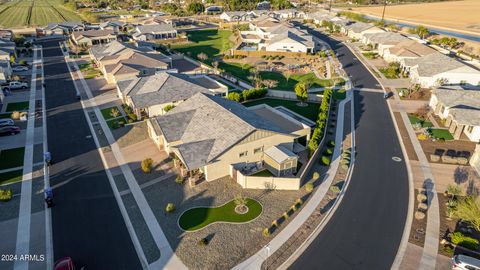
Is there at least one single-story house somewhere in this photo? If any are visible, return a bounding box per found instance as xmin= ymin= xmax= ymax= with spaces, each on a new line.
xmin=90 ymin=41 xmax=172 ymax=84
xmin=131 ymin=23 xmax=177 ymax=41
xmin=147 ymin=92 xmax=311 ymax=182
xmin=342 ymin=22 xmax=384 ymax=40
xmin=43 ymin=21 xmax=85 ymax=35
xmin=116 ymin=72 xmax=228 ymax=118
xmin=220 ymin=11 xmax=257 ymax=22
xmin=71 ymin=30 xmax=117 ymax=46
xmin=271 ymin=9 xmax=304 ymax=19
xmin=0 ymin=30 xmax=13 ymax=41
xmin=403 ymin=52 xmax=480 ymax=88
xmin=429 ymin=85 xmax=480 ymax=141
xmin=362 ymin=31 xmax=407 ymax=51
xmin=99 ymin=21 xmax=128 ymax=33
xmin=382 ymin=39 xmax=436 ymax=63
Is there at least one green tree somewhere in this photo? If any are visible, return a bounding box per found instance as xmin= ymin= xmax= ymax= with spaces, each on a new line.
xmin=187 ymin=2 xmax=205 ymax=14
xmin=227 ymin=92 xmax=242 ymax=102
xmin=141 ymin=158 xmax=154 ymax=173
xmin=163 ymin=104 xmax=175 ymax=112
xmin=294 ymin=82 xmax=308 ymax=104
xmin=415 ymin=25 xmax=429 ymax=39
xmin=453 ymin=196 xmax=480 ymax=232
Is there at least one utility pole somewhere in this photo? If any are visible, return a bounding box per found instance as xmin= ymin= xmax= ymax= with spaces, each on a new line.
xmin=329 ymin=0 xmax=333 ymax=12
xmin=381 ymin=0 xmax=387 ymax=22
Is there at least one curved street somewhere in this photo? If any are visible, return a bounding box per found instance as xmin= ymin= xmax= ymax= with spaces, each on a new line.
xmin=289 ymin=29 xmax=410 ymax=269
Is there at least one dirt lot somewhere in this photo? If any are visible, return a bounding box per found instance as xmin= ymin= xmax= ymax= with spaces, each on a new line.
xmin=350 ymin=0 xmax=480 ymax=35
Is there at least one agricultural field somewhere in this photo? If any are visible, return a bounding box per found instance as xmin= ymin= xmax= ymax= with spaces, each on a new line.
xmin=0 ymin=0 xmax=82 ymax=28
xmin=350 ymin=0 xmax=480 ymax=35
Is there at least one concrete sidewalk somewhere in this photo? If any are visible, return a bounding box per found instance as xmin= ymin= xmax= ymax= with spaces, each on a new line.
xmin=64 ymin=48 xmax=187 ymax=270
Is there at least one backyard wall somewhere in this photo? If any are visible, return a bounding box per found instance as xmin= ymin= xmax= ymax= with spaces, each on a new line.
xmin=235 ymin=170 xmax=301 ymax=190
xmin=267 ymin=89 xmax=323 ymax=102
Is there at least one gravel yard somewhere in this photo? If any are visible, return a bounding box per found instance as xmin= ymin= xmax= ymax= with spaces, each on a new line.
xmin=142 ymin=176 xmax=306 ymax=269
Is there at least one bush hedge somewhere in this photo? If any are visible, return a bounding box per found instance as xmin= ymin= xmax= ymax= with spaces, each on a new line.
xmin=451 ymin=232 xmax=479 ymax=250
xmin=226 ymin=88 xmax=268 ymax=103
xmin=166 ymin=203 xmax=175 ymax=213
xmin=321 ymin=155 xmax=330 ymax=166
xmin=0 ymin=189 xmax=12 ymax=202
xmin=308 ymin=89 xmax=333 ymax=154
xmin=305 ymin=182 xmax=314 ymax=192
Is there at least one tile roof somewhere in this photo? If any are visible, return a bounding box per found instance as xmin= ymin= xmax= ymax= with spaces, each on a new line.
xmin=72 ymin=29 xmax=115 ymax=39
xmin=136 ymin=23 xmax=176 ymax=34
xmin=433 ymin=88 xmax=480 ymax=126
xmin=152 ymin=93 xmax=292 ymax=170
xmin=405 ymin=52 xmax=478 ymax=77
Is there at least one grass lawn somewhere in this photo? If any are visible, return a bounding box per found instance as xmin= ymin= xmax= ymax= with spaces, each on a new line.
xmin=408 ymin=115 xmax=433 ymax=128
xmin=178 ymin=198 xmax=263 ymax=231
xmin=0 ymin=169 xmax=23 ymax=185
xmin=6 ymin=101 xmax=29 ymax=112
xmin=170 ymin=29 xmax=233 ymax=65
xmin=0 ymin=147 xmax=25 ymax=170
xmin=251 ymin=169 xmax=275 ymax=177
xmin=362 ymin=52 xmax=378 ymax=59
xmin=430 ymin=128 xmax=454 ymax=140
xmin=243 ymin=98 xmax=320 ymax=121
xmin=106 ymin=117 xmax=127 ymax=129
xmin=220 ymin=62 xmax=252 ymax=81
xmin=259 ymin=71 xmax=343 ymax=91
xmin=333 ymin=89 xmax=346 ymax=100
xmin=101 ymin=106 xmax=120 ymax=120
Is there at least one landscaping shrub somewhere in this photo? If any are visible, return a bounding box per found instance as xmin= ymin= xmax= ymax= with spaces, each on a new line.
xmin=305 ymin=182 xmax=314 ymax=193
xmin=198 ymin=237 xmax=209 ymax=246
xmin=227 ymin=92 xmax=242 ymax=102
xmin=451 ymin=232 xmax=479 ymax=250
xmin=341 ymin=164 xmax=349 ymax=170
xmin=290 ymin=204 xmax=297 ymax=212
xmin=321 ymin=155 xmax=330 ymax=166
xmin=324 ymin=148 xmax=333 ymax=156
xmin=415 ymin=211 xmax=425 ymax=220
xmin=328 ymin=140 xmax=335 ymax=147
xmin=166 ymin=203 xmax=175 ymax=213
xmin=330 ymin=185 xmax=340 ymax=193
xmin=11 ymin=111 xmax=20 ymax=120
xmin=263 ymin=228 xmax=270 ymax=237
xmin=163 ymin=104 xmax=175 ymax=112
xmin=271 ymin=220 xmax=278 ymax=227
xmin=418 ymin=203 xmax=428 ymax=211
xmin=141 ymin=158 xmax=153 ymax=173
xmin=308 ymin=89 xmax=333 ymax=153
xmin=282 ymin=212 xmax=289 ymax=219
xmin=0 ymin=189 xmax=13 ymax=202
xmin=241 ymin=88 xmax=267 ymax=101
xmin=175 ymin=176 xmax=185 ymax=185
xmin=417 ymin=194 xmax=427 ymax=203
xmin=313 ymin=172 xmax=320 ymax=180
xmin=296 ymin=198 xmax=303 ymax=206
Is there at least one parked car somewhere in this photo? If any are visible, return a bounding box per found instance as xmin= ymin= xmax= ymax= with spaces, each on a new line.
xmin=0 ymin=125 xmax=20 ymax=136
xmin=1 ymin=81 xmax=28 ymax=91
xmin=12 ymin=66 xmax=29 ymax=72
xmin=452 ymin=254 xmax=480 ymax=270
xmin=0 ymin=118 xmax=14 ymax=127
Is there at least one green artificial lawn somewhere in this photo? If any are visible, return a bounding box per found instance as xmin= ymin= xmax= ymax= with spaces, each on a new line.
xmin=106 ymin=117 xmax=127 ymax=129
xmin=251 ymin=169 xmax=275 ymax=177
xmin=101 ymin=106 xmax=120 ymax=120
xmin=243 ymin=98 xmax=320 ymax=121
xmin=179 ymin=198 xmax=263 ymax=231
xmin=0 ymin=113 xmax=12 ymax=119
xmin=430 ymin=128 xmax=454 ymax=140
xmin=408 ymin=115 xmax=433 ymax=128
xmin=6 ymin=101 xmax=29 ymax=112
xmin=0 ymin=147 xmax=25 ymax=170
xmin=0 ymin=169 xmax=23 ymax=185
xmin=170 ymin=29 xmax=233 ymax=64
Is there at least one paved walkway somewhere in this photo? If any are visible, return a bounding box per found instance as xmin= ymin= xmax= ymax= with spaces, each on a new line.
xmin=233 ymin=92 xmax=351 ymax=270
xmin=64 ymin=47 xmax=187 ymax=270
xmin=14 ymin=45 xmax=41 ymax=270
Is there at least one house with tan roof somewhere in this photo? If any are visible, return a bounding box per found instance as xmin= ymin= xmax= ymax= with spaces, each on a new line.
xmin=131 ymin=23 xmax=177 ymax=42
xmin=147 ymin=93 xmax=311 ymax=186
xmin=402 ymin=52 xmax=480 ymax=88
xmin=116 ymin=72 xmax=228 ymax=118
xmin=429 ymin=85 xmax=480 ymax=141
xmin=71 ymin=30 xmax=117 ymax=46
xmin=361 ymin=31 xmax=408 ymax=52
xmin=89 ymin=41 xmax=172 ymax=84
xmin=382 ymin=39 xmax=436 ymax=63
xmin=341 ymin=22 xmax=384 ymax=40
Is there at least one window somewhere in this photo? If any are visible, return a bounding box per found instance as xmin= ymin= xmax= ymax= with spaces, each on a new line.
xmin=239 ymin=151 xmax=248 ymax=158
xmin=466 ymin=125 xmax=474 ymax=133
xmin=254 ymin=147 xmax=263 ymax=154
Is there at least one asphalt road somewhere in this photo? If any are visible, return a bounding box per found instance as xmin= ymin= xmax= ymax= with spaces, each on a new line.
xmin=39 ymin=40 xmax=142 ymax=270
xmin=289 ymin=29 xmax=409 ymax=269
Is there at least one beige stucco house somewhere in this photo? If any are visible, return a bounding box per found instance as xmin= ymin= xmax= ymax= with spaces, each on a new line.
xmin=147 ymin=93 xmax=311 ymax=185
xmin=71 ymin=30 xmax=117 ymax=47
xmin=117 ymin=72 xmax=228 ymax=119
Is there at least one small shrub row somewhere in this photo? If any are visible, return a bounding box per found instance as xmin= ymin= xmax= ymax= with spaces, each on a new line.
xmin=321 ymin=155 xmax=330 ymax=166
xmin=308 ymin=89 xmax=333 ymax=154
xmin=223 ymin=55 xmax=246 ymax=60
xmin=261 ymin=55 xmax=285 ymax=60
xmin=227 ymin=88 xmax=268 ymax=102
xmin=265 ymin=198 xmax=304 ymax=237
xmin=122 ymin=104 xmax=137 ymax=122
xmin=450 ymin=232 xmax=479 ymax=250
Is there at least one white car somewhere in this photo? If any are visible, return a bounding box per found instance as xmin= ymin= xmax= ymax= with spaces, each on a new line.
xmin=12 ymin=66 xmax=29 ymax=72
xmin=452 ymin=254 xmax=480 ymax=270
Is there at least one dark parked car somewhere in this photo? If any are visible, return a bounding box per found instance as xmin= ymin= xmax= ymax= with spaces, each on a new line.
xmin=0 ymin=125 xmax=20 ymax=136
xmin=0 ymin=118 xmax=14 ymax=127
